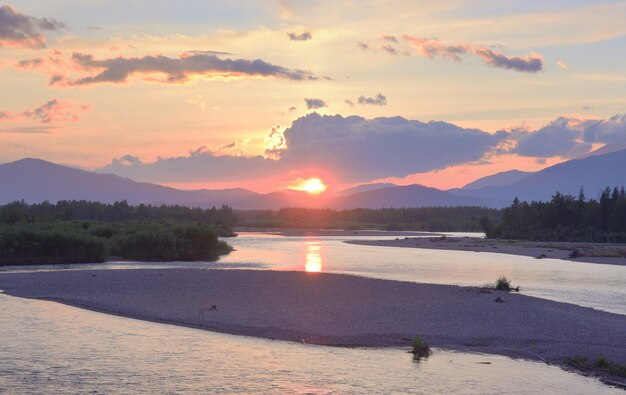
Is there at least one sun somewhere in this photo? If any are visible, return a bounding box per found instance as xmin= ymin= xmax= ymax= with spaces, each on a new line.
xmin=292 ymin=178 xmax=327 ymax=194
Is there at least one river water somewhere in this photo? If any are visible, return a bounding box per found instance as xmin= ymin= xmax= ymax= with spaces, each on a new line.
xmin=0 ymin=231 xmax=624 ymax=393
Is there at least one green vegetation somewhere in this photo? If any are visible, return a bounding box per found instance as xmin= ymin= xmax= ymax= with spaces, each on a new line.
xmin=485 ymin=186 xmax=626 ymax=242
xmin=495 ymin=276 xmax=510 ymax=291
xmin=410 ymin=335 xmax=431 ymax=358
xmin=0 ymin=200 xmax=237 ymax=236
xmin=238 ymin=206 xmax=501 ymax=232
xmin=565 ymin=355 xmax=626 ymax=378
xmin=0 ymin=200 xmax=235 ymax=265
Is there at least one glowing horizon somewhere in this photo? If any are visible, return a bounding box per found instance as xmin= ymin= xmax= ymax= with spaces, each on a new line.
xmin=1 ymin=1 xmax=625 ymax=192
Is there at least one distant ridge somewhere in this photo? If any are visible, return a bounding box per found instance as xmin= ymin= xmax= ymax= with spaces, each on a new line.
xmin=3 ymin=150 xmax=626 ymax=209
xmin=457 ymin=148 xmax=626 ymax=202
xmin=461 ymin=170 xmax=532 ymax=190
xmin=0 ymin=158 xmax=253 ymax=207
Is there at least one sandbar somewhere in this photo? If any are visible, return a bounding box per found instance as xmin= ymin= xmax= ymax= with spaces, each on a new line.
xmin=346 ymin=237 xmax=626 ymax=266
xmin=0 ymin=268 xmax=624 ymax=387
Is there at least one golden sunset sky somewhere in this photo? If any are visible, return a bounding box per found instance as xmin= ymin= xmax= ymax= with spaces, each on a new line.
xmin=1 ymin=1 xmax=626 ymax=192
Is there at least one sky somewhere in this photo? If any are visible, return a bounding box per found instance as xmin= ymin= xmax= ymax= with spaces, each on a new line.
xmin=1 ymin=0 xmax=626 ymax=193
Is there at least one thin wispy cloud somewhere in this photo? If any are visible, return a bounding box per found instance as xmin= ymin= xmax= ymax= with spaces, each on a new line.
xmin=557 ymin=60 xmax=570 ymax=69
xmin=20 ymin=51 xmax=322 ymax=86
xmin=402 ymin=35 xmax=544 ymax=73
xmin=0 ymin=99 xmax=89 ymax=124
xmin=0 ymin=5 xmax=65 ymax=48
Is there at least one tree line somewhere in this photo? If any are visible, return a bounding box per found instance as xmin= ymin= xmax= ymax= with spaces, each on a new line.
xmin=0 ymin=200 xmax=237 ymax=236
xmin=0 ymin=200 xmax=236 ymax=265
xmin=237 ymin=206 xmax=502 ymax=232
xmin=484 ymin=186 xmax=626 ymax=242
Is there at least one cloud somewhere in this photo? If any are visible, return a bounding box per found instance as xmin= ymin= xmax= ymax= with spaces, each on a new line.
xmin=513 ymin=118 xmax=591 ymax=158
xmin=581 ymin=114 xmax=626 ymax=145
xmin=402 ymin=35 xmax=544 ymax=73
xmin=304 ymin=98 xmax=327 ymax=110
xmin=357 ymin=93 xmax=387 ymax=106
xmin=472 ymin=48 xmax=543 ymax=73
xmin=96 ymin=113 xmax=626 ymax=186
xmin=31 ymin=51 xmax=321 ymax=86
xmin=380 ymin=44 xmax=398 ymax=55
xmin=381 ymin=35 xmax=397 ymax=43
xmin=356 ymin=42 xmax=369 ymax=50
xmin=287 ymin=31 xmax=312 ymax=41
xmin=0 ymin=5 xmax=65 ymax=48
xmin=512 ymin=114 xmax=626 ymax=158
xmin=557 ymin=60 xmax=570 ymax=69
xmin=344 ymin=99 xmax=355 ymax=107
xmin=274 ymin=113 xmax=507 ymax=182
xmin=100 ymin=149 xmax=280 ymax=184
xmin=0 ymin=99 xmax=89 ymax=124
xmin=288 ymin=106 xmax=297 ymax=112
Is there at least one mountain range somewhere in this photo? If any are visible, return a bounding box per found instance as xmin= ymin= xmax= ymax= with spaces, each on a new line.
xmin=1 ymin=147 xmax=625 ymax=209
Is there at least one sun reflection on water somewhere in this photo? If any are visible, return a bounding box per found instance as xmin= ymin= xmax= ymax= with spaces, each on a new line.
xmin=304 ymin=241 xmax=323 ymax=272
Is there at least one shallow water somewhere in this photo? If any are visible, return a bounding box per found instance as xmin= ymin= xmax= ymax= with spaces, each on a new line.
xmin=2 ymin=232 xmax=625 ymax=314
xmin=220 ymin=233 xmax=626 ymax=315
xmin=0 ymin=294 xmax=620 ymax=395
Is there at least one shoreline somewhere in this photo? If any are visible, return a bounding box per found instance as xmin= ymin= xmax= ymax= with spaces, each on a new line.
xmin=346 ymin=237 xmax=626 ymax=266
xmin=0 ymin=268 xmax=624 ymax=387
xmin=234 ymin=227 xmax=442 ymax=237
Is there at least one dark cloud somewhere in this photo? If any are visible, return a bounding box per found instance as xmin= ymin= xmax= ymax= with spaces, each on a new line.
xmin=580 ymin=114 xmax=626 ymax=145
xmin=288 ymin=106 xmax=297 ymax=112
xmin=473 ymin=47 xmax=543 ymax=73
xmin=356 ymin=42 xmax=369 ymax=50
xmin=513 ymin=114 xmax=626 ymax=158
xmin=357 ymin=93 xmax=387 ymax=106
xmin=99 ymin=149 xmax=280 ymax=184
xmin=304 ymin=98 xmax=327 ymax=110
xmin=402 ymin=35 xmax=544 ymax=73
xmin=381 ymin=35 xmax=397 ymax=43
xmin=0 ymin=5 xmax=65 ymax=48
xmin=344 ymin=99 xmax=355 ymax=107
xmin=273 ymin=113 xmax=507 ymax=183
xmin=47 ymin=51 xmax=320 ymax=86
xmin=287 ymin=31 xmax=312 ymax=41
xmin=514 ymin=118 xmax=591 ymax=158
xmin=97 ymin=113 xmax=626 ymax=186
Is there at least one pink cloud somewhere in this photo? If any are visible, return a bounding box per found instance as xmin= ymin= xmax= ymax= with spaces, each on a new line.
xmin=0 ymin=5 xmax=65 ymax=48
xmin=401 ymin=35 xmax=543 ymax=73
xmin=0 ymin=99 xmax=90 ymax=124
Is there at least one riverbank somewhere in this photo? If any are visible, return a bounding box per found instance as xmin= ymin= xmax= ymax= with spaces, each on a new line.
xmin=346 ymin=237 xmax=626 ymax=266
xmin=234 ymin=227 xmax=440 ymax=237
xmin=0 ymin=269 xmax=624 ymax=386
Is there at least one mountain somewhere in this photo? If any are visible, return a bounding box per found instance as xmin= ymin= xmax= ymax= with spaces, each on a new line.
xmin=330 ymin=184 xmax=497 ymax=209
xmin=336 ymin=183 xmax=397 ymax=196
xmin=191 ymin=188 xmax=260 ymax=205
xmin=0 ymin=158 xmax=245 ymax=207
xmin=461 ymin=170 xmax=532 ymax=190
xmin=459 ymin=148 xmax=626 ymax=203
xmin=5 ymin=151 xmax=625 ymax=210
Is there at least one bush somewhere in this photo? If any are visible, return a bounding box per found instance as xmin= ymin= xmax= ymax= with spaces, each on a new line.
xmin=411 ymin=335 xmax=431 ymax=358
xmin=496 ymin=276 xmax=511 ymax=291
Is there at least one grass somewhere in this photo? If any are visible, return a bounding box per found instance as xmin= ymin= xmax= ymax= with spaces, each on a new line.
xmin=565 ymin=355 xmax=626 ymax=378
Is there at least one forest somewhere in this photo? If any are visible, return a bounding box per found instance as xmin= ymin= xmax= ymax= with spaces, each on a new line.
xmin=237 ymin=206 xmax=502 ymax=231
xmin=0 ymin=200 xmax=235 ymax=265
xmin=485 ymin=186 xmax=626 ymax=242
